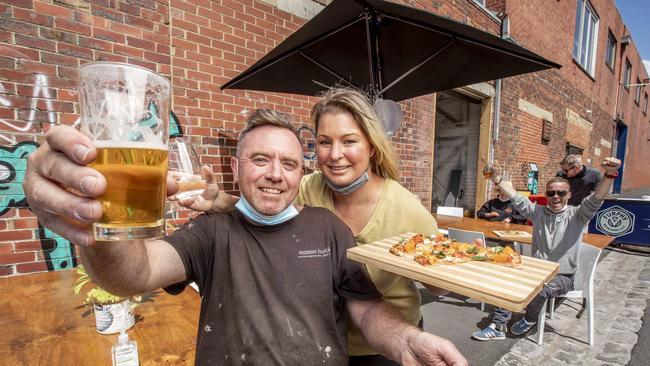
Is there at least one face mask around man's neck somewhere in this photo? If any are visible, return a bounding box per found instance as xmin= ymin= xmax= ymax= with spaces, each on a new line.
xmin=235 ymin=196 xmax=298 ymax=225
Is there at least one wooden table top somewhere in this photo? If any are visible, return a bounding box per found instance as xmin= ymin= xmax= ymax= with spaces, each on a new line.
xmin=348 ymin=233 xmax=559 ymax=312
xmin=433 ymin=214 xmax=615 ymax=250
xmin=0 ymin=270 xmax=200 ymax=365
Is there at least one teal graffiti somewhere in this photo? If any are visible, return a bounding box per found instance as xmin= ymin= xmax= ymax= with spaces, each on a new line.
xmin=170 ymin=111 xmax=184 ymax=137
xmin=0 ymin=141 xmax=38 ymax=216
xmin=37 ymin=224 xmax=77 ymax=271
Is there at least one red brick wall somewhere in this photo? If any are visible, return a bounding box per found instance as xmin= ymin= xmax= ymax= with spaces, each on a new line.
xmin=499 ymin=0 xmax=649 ymax=191
xmin=0 ymin=0 xmax=497 ymax=277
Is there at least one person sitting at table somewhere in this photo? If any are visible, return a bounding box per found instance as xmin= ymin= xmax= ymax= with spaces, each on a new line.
xmin=23 ymin=110 xmax=467 ymax=366
xmin=476 ymin=181 xmax=526 ymax=224
xmin=472 ymin=157 xmax=620 ymax=341
xmin=556 ymin=154 xmax=602 ymax=206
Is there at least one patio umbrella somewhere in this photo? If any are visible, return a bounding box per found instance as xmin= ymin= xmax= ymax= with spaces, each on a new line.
xmin=221 ymin=0 xmax=561 ymax=102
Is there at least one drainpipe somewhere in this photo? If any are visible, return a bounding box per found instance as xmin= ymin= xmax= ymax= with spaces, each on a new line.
xmin=490 ymin=15 xmax=509 ymax=165
xmin=491 ymin=78 xmax=501 ymax=164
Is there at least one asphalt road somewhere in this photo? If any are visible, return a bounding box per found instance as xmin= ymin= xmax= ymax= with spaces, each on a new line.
xmin=421 ymin=290 xmax=520 ymax=365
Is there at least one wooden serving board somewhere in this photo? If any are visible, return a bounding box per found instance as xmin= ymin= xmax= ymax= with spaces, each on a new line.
xmin=348 ymin=232 xmax=559 ymax=312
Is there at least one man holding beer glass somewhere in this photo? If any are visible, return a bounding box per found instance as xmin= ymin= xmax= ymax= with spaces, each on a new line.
xmin=23 ymin=76 xmax=466 ymax=364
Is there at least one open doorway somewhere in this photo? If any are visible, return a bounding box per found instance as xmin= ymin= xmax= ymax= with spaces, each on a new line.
xmin=431 ymin=91 xmax=482 ymax=214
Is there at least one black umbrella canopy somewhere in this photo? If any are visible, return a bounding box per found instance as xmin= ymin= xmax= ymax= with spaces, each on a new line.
xmin=222 ymin=0 xmax=561 ymax=102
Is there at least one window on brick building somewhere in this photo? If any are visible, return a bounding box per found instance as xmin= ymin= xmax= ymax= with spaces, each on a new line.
xmin=474 ymin=0 xmax=486 ymax=5
xmin=566 ymin=143 xmax=584 ymax=156
xmin=623 ymin=59 xmax=632 ymax=89
xmin=644 ymin=93 xmax=648 ymax=114
xmin=572 ymin=0 xmax=599 ymax=76
xmin=605 ymin=30 xmax=616 ymax=71
xmin=635 ymin=78 xmax=642 ymax=104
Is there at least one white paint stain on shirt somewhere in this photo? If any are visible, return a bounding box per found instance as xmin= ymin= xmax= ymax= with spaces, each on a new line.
xmin=286 ymin=317 xmax=294 ymax=336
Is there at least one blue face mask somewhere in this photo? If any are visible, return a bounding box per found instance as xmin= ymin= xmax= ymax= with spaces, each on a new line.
xmin=325 ymin=171 xmax=370 ymax=195
xmin=235 ymin=195 xmax=299 ymax=226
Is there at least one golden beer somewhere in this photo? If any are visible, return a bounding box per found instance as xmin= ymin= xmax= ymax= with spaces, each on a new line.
xmin=176 ymin=179 xmax=207 ymax=199
xmin=89 ymin=142 xmax=168 ymax=240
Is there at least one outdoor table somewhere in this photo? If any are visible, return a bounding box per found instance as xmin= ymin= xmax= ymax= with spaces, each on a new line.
xmin=433 ymin=214 xmax=615 ymax=250
xmin=0 ymin=270 xmax=199 ymax=365
xmin=348 ymin=232 xmax=559 ymax=312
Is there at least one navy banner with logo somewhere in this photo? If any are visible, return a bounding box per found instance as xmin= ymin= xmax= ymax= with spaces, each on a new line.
xmin=588 ymin=199 xmax=650 ymax=246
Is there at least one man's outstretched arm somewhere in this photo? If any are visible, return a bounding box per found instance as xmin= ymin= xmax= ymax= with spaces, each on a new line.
xmin=592 ymin=157 xmax=621 ymax=200
xmin=346 ymin=298 xmax=467 ymax=366
xmin=79 ymin=239 xmax=186 ymax=298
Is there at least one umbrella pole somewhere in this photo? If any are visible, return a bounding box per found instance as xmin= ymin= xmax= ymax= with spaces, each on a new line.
xmin=364 ymin=10 xmax=382 ymax=100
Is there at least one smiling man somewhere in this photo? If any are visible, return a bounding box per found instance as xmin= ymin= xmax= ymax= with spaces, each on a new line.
xmin=23 ymin=109 xmax=466 ymax=366
xmin=472 ymin=157 xmax=620 ymax=341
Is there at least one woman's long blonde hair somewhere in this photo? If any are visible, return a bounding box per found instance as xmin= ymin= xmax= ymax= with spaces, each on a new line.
xmin=310 ymin=88 xmax=399 ymax=180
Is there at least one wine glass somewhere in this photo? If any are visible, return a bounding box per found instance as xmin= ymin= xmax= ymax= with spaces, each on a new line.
xmin=168 ymin=137 xmax=206 ymax=200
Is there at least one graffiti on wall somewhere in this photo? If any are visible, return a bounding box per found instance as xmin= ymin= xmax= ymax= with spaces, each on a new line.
xmin=0 ymin=141 xmax=39 ymax=216
xmin=37 ymin=224 xmax=78 ymax=271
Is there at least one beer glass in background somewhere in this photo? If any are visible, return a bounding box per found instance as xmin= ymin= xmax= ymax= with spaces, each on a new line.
xmin=78 ymin=62 xmax=171 ymax=241
xmin=168 ymin=137 xmax=206 ymax=200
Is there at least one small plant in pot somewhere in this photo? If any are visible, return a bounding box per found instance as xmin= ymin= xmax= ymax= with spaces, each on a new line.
xmin=73 ymin=266 xmax=141 ymax=334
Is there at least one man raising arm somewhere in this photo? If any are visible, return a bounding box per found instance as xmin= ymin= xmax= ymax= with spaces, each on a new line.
xmin=472 ymin=157 xmax=620 ymax=341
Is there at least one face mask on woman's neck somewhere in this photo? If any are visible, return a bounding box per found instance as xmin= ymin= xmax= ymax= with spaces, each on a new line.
xmin=325 ymin=171 xmax=370 ymax=195
xmin=235 ymin=196 xmax=298 ymax=225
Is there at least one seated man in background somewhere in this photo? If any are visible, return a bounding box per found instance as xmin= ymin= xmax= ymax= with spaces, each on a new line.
xmin=472 ymin=157 xmax=620 ymax=341
xmin=476 ymin=181 xmax=527 ymax=224
xmin=23 ymin=110 xmax=467 ymax=366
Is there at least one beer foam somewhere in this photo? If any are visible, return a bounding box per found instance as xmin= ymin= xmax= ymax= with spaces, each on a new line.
xmin=93 ymin=140 xmax=167 ymax=150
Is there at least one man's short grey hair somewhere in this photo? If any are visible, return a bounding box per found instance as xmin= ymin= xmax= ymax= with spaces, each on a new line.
xmin=560 ymin=154 xmax=583 ymax=167
xmin=236 ymin=109 xmax=301 ymax=157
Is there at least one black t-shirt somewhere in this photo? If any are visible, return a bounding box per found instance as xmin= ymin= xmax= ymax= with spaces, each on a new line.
xmin=556 ymin=166 xmax=602 ymax=206
xmin=163 ymin=206 xmax=382 ymax=366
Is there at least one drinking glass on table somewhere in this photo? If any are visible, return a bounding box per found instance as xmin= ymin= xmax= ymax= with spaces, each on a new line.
xmin=78 ymin=62 xmax=171 ymax=241
xmin=168 ymin=137 xmax=206 ymax=200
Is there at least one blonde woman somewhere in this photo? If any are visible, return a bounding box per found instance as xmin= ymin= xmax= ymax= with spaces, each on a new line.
xmin=298 ymin=88 xmax=443 ymax=366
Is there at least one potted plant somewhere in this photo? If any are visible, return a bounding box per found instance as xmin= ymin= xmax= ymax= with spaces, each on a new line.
xmin=73 ymin=266 xmax=140 ymax=334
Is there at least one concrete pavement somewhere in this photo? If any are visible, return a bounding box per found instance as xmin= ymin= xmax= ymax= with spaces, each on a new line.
xmin=420 ymin=246 xmax=650 ymax=365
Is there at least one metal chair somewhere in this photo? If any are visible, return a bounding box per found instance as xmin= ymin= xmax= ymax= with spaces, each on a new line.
xmin=448 ymin=227 xmax=487 ymax=311
xmin=535 ymin=243 xmax=602 ymax=345
xmin=436 ymin=206 xmax=464 ymax=217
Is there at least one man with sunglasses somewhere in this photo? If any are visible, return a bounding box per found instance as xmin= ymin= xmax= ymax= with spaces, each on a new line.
xmin=556 ymin=154 xmax=602 ymax=206
xmin=472 ymin=157 xmax=620 ymax=341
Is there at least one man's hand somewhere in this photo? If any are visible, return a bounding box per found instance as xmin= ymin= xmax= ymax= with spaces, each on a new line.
xmin=23 ymin=125 xmax=106 ymax=246
xmin=399 ymin=329 xmax=467 ymax=366
xmin=593 ymin=157 xmax=622 ymax=200
xmin=169 ymin=165 xmax=221 ymax=212
xmin=173 ymin=166 xmax=239 ymax=213
xmin=601 ymin=157 xmax=621 ymax=174
xmin=502 ymin=217 xmax=512 ymax=223
xmin=485 ymin=212 xmax=499 ymax=218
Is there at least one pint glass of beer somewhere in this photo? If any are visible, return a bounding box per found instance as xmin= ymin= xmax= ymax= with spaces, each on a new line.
xmin=78 ymin=62 xmax=171 ymax=241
